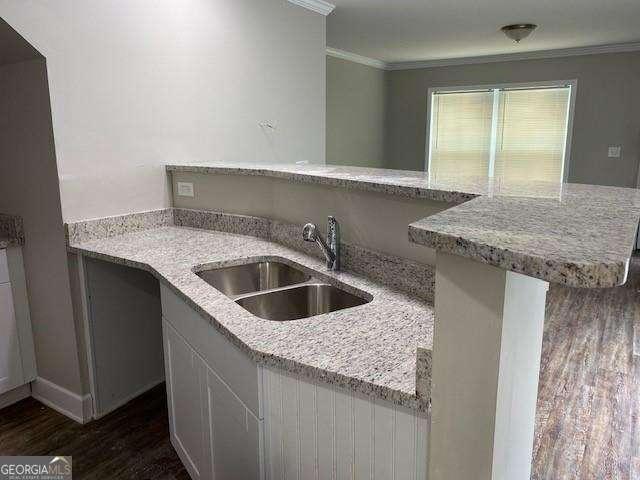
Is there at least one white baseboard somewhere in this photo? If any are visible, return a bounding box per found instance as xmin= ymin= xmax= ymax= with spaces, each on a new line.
xmin=0 ymin=384 xmax=31 ymax=410
xmin=31 ymin=377 xmax=93 ymax=424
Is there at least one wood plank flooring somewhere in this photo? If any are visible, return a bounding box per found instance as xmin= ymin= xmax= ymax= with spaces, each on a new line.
xmin=0 ymin=385 xmax=189 ymax=480
xmin=1 ymin=257 xmax=639 ymax=479
xmin=532 ymin=257 xmax=640 ymax=480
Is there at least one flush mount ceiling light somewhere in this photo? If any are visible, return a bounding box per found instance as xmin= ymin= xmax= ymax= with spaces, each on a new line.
xmin=501 ymin=23 xmax=538 ymax=43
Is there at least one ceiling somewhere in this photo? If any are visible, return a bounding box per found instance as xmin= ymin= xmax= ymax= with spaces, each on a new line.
xmin=327 ymin=0 xmax=640 ymax=63
xmin=0 ymin=18 xmax=42 ymax=66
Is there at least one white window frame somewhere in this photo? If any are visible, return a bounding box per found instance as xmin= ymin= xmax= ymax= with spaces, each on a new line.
xmin=424 ymin=79 xmax=578 ymax=182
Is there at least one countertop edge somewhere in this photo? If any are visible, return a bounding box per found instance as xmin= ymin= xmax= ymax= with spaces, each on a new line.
xmin=0 ymin=213 xmax=25 ymax=248
xmin=0 ymin=238 xmax=22 ymax=249
xmin=408 ymin=223 xmax=629 ymax=288
xmin=166 ymin=164 xmax=475 ymax=204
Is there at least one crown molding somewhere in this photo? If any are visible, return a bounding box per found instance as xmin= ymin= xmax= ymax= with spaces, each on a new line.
xmin=288 ymin=0 xmax=335 ymax=16
xmin=386 ymin=41 xmax=640 ymax=70
xmin=326 ymin=47 xmax=388 ymax=70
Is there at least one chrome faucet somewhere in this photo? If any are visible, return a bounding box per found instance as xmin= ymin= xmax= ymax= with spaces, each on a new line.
xmin=302 ymin=216 xmax=340 ymax=271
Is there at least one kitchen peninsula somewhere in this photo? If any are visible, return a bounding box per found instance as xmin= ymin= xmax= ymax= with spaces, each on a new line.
xmin=68 ymin=163 xmax=640 ymax=480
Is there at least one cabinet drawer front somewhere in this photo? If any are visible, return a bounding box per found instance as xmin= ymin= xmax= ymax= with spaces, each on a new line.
xmin=160 ymin=283 xmax=259 ymax=416
xmin=0 ymin=249 xmax=9 ymax=284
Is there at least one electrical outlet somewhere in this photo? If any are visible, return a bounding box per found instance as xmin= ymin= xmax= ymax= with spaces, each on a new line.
xmin=608 ymin=146 xmax=622 ymax=158
xmin=177 ymin=182 xmax=194 ymax=198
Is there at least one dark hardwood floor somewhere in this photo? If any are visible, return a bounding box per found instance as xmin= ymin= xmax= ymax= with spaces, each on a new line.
xmin=1 ymin=258 xmax=639 ymax=479
xmin=0 ymin=385 xmax=189 ymax=480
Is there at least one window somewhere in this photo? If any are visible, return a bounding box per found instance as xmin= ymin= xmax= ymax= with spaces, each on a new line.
xmin=426 ymin=81 xmax=575 ymax=184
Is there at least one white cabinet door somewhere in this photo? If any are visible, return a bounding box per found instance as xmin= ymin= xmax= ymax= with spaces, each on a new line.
xmin=163 ymin=320 xmax=212 ymax=480
xmin=0 ymin=282 xmax=24 ymax=394
xmin=205 ymin=366 xmax=262 ymax=480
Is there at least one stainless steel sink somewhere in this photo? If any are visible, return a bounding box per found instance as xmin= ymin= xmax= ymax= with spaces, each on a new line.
xmin=235 ymin=283 xmax=369 ymax=321
xmin=197 ymin=261 xmax=311 ymax=297
xmin=197 ymin=259 xmax=370 ymax=320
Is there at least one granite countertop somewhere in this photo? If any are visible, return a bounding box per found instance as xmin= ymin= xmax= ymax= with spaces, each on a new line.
xmin=0 ymin=214 xmax=25 ymax=249
xmin=409 ymin=183 xmax=640 ymax=288
xmin=168 ymin=163 xmax=640 ymax=288
xmin=167 ymin=162 xmax=480 ymax=204
xmin=69 ymin=225 xmax=433 ymax=411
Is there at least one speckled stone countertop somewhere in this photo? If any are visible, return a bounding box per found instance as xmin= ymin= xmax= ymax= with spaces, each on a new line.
xmin=167 ymin=163 xmax=640 ymax=288
xmin=0 ymin=214 xmax=24 ymax=249
xmin=167 ymin=162 xmax=479 ymax=204
xmin=69 ymin=225 xmax=433 ymax=411
xmin=409 ymin=183 xmax=640 ymax=288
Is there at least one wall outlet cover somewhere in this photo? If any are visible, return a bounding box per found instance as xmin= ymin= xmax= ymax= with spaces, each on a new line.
xmin=177 ymin=182 xmax=195 ymax=198
xmin=608 ymin=146 xmax=622 ymax=158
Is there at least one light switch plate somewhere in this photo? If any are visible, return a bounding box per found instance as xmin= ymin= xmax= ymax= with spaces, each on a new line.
xmin=177 ymin=182 xmax=194 ymax=197
xmin=608 ymin=146 xmax=621 ymax=158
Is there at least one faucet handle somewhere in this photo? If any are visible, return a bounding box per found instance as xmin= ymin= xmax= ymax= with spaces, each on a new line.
xmin=302 ymin=223 xmax=318 ymax=242
xmin=327 ymin=216 xmax=340 ymax=271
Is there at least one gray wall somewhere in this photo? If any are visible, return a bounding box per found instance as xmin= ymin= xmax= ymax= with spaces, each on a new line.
xmin=84 ymin=258 xmax=163 ymax=417
xmin=386 ymin=51 xmax=640 ymax=187
xmin=172 ymin=171 xmax=450 ymax=265
xmin=1 ymin=0 xmax=327 ymax=222
xmin=0 ymin=59 xmax=85 ymax=395
xmin=0 ymin=0 xmax=329 ymax=398
xmin=327 ymin=56 xmax=388 ymax=168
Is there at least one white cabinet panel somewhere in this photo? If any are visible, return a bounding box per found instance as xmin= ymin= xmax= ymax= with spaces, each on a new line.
xmin=281 ymin=374 xmax=300 ymax=480
xmin=206 ymin=366 xmax=262 ymax=480
xmin=262 ymin=367 xmax=430 ymax=480
xmin=264 ymin=367 xmax=284 ymax=480
xmin=0 ymin=250 xmax=9 ymax=284
xmin=316 ymin=384 xmax=334 ymax=480
xmin=85 ymin=258 xmax=164 ymax=417
xmin=373 ymin=401 xmax=394 ymax=480
xmin=298 ymin=380 xmax=317 ymax=479
xmin=353 ymin=394 xmax=374 ymax=480
xmin=0 ymin=283 xmax=23 ymax=394
xmin=336 ymin=391 xmax=355 ymax=480
xmin=160 ymin=284 xmax=259 ymax=415
xmin=394 ymin=407 xmax=417 ymax=480
xmin=163 ymin=320 xmax=209 ymax=480
xmin=164 ymin=316 xmax=262 ymax=480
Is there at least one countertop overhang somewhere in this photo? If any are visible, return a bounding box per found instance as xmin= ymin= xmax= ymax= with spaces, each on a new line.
xmin=168 ymin=163 xmax=640 ymax=288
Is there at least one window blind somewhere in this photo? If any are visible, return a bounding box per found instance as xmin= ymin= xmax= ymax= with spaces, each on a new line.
xmin=428 ymin=84 xmax=572 ymax=184
xmin=494 ymin=87 xmax=571 ymax=183
xmin=429 ymin=91 xmax=494 ymax=179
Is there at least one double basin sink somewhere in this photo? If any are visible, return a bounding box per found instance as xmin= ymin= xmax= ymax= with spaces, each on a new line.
xmin=196 ymin=260 xmax=370 ymax=321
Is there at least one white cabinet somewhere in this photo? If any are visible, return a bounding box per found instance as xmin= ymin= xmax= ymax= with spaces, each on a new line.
xmin=160 ymin=284 xmax=429 ymax=480
xmin=160 ymin=284 xmax=259 ymax=414
xmin=162 ymin=313 xmax=262 ymax=480
xmin=0 ymin=282 xmax=23 ymax=393
xmin=0 ymin=248 xmax=36 ymax=396
xmin=262 ymin=367 xmax=430 ymax=480
xmin=205 ymin=367 xmax=261 ymax=480
xmin=163 ymin=320 xmax=211 ymax=480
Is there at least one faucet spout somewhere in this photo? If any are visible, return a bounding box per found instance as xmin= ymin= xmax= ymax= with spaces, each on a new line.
xmin=302 ymin=217 xmax=340 ymax=271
